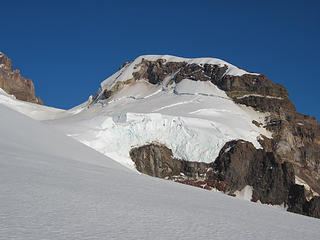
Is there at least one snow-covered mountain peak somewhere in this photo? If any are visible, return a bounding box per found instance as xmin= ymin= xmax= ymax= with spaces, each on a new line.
xmin=135 ymin=54 xmax=258 ymax=75
xmin=1 ymin=52 xmax=320 ymax=220
xmin=100 ymin=54 xmax=259 ymax=92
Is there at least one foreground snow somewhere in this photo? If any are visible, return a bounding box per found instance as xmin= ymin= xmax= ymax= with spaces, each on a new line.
xmin=0 ymin=104 xmax=319 ymax=240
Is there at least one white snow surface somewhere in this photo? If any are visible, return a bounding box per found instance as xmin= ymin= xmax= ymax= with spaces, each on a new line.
xmin=235 ymin=185 xmax=254 ymax=201
xmin=0 ymin=88 xmax=69 ymax=120
xmin=0 ymin=104 xmax=320 ymax=240
xmin=48 ymin=79 xmax=271 ymax=169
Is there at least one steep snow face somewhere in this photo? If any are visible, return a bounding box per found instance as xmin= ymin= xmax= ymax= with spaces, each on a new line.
xmin=100 ymin=54 xmax=259 ymax=90
xmin=1 ymin=104 xmax=320 ymax=240
xmin=50 ymin=79 xmax=271 ymax=169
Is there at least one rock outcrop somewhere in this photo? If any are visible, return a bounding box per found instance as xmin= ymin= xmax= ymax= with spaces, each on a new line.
xmin=130 ymin=142 xmax=210 ymax=179
xmin=129 ymin=143 xmax=227 ymax=192
xmin=130 ymin=141 xmax=295 ymax=205
xmin=130 ymin=141 xmax=320 ymax=218
xmin=0 ymin=52 xmax=43 ymax=104
xmin=214 ymin=140 xmax=295 ymax=205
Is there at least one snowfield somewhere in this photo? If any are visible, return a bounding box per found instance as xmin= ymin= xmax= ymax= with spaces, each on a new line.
xmin=1 ymin=104 xmax=320 ymax=240
xmin=49 ymin=75 xmax=271 ymax=169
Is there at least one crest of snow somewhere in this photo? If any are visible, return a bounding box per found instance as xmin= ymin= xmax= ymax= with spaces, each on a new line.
xmin=234 ymin=185 xmax=253 ymax=201
xmin=0 ymin=88 xmax=69 ymax=120
xmin=0 ymin=63 xmax=4 ymax=68
xmin=100 ymin=54 xmax=259 ymax=91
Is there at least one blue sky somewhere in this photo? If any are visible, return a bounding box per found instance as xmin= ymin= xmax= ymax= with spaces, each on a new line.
xmin=0 ymin=0 xmax=319 ymax=119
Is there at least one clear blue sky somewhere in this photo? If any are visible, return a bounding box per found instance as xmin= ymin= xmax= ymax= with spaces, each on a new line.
xmin=0 ymin=0 xmax=319 ymax=119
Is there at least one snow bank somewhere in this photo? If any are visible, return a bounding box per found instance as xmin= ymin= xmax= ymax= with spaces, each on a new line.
xmin=0 ymin=88 xmax=71 ymax=120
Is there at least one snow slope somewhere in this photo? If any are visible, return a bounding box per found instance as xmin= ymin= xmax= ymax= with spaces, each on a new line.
xmin=0 ymin=104 xmax=320 ymax=240
xmin=0 ymin=88 xmax=69 ymax=120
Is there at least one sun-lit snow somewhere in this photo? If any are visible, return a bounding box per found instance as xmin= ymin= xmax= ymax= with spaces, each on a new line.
xmin=0 ymin=88 xmax=69 ymax=120
xmin=45 ymin=79 xmax=271 ymax=169
xmin=1 ymin=104 xmax=319 ymax=240
xmin=234 ymin=185 xmax=254 ymax=201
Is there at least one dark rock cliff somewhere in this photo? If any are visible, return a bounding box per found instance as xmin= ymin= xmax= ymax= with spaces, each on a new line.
xmin=130 ymin=142 xmax=296 ymax=206
xmin=0 ymin=52 xmax=43 ymax=104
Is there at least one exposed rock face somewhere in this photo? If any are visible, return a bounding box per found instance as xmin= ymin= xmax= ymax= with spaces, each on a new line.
xmin=287 ymin=184 xmax=310 ymax=216
xmin=287 ymin=185 xmax=320 ymax=218
xmin=130 ymin=142 xmax=210 ymax=179
xmin=308 ymin=197 xmax=320 ymax=218
xmin=265 ymin=113 xmax=320 ymax=196
xmin=0 ymin=52 xmax=42 ymax=104
xmin=130 ymin=141 xmax=320 ymax=218
xmin=130 ymin=141 xmax=295 ymax=205
xmin=129 ymin=143 xmax=227 ymax=192
xmin=214 ymin=140 xmax=295 ymax=205
xmin=132 ymin=58 xmax=290 ymax=99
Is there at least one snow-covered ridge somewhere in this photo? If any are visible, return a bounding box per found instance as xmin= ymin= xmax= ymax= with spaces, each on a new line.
xmin=100 ymin=54 xmax=259 ymax=91
xmin=0 ymin=88 xmax=69 ymax=120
